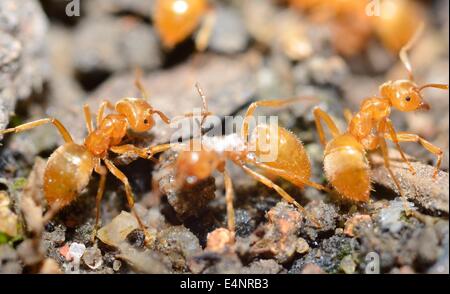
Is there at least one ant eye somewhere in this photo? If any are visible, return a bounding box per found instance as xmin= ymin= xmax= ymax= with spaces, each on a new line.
xmin=405 ymin=96 xmax=411 ymax=102
xmin=144 ymin=119 xmax=149 ymax=124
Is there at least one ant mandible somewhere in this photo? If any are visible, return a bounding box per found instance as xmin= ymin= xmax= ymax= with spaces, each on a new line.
xmin=171 ymin=86 xmax=328 ymax=239
xmin=0 ymin=73 xmax=172 ymax=237
xmin=312 ymin=24 xmax=448 ymax=202
xmin=153 ymin=0 xmax=215 ymax=51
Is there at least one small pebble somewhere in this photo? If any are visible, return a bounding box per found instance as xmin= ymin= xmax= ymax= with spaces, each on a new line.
xmin=97 ymin=211 xmax=140 ymax=248
xmin=68 ymin=243 xmax=86 ymax=264
xmin=340 ymin=255 xmax=356 ymax=274
xmin=296 ymin=238 xmax=310 ymax=254
xmin=301 ymin=263 xmax=324 ymax=274
xmin=113 ymin=260 xmax=122 ymax=272
xmin=379 ymin=199 xmax=414 ymax=234
xmin=206 ymin=228 xmax=235 ymax=253
xmin=82 ymin=246 xmax=103 ymax=270
xmin=127 ymin=229 xmax=146 ymax=248
xmin=59 ymin=244 xmax=70 ymax=261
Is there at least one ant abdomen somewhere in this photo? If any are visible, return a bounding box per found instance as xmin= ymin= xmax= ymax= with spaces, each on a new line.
xmin=44 ymin=143 xmax=95 ymax=207
xmin=175 ymin=147 xmax=220 ymax=188
xmin=323 ymin=134 xmax=370 ymax=202
xmin=153 ymin=0 xmax=208 ymax=49
xmin=252 ymin=124 xmax=312 ymax=188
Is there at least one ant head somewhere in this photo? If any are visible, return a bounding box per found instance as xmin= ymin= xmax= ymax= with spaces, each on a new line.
xmin=116 ymin=99 xmax=155 ymax=132
xmin=175 ymin=148 xmax=219 ymax=188
xmin=385 ymin=23 xmax=449 ymax=112
xmin=381 ymin=80 xmax=430 ymax=112
xmin=136 ymin=107 xmax=156 ymax=132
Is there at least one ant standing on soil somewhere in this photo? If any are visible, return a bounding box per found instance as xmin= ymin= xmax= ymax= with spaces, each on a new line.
xmin=0 ymin=73 xmax=173 ymax=239
xmin=153 ymin=0 xmax=215 ymax=51
xmin=312 ymin=24 xmax=448 ymax=203
xmin=172 ymin=85 xmax=329 ymax=240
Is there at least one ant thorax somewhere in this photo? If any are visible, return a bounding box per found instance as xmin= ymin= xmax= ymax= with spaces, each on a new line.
xmin=171 ymin=133 xmax=248 ymax=157
xmin=199 ymin=133 xmax=247 ymax=155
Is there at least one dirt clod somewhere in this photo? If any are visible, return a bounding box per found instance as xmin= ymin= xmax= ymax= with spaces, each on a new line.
xmin=241 ymin=259 xmax=283 ymax=274
xmin=250 ymin=202 xmax=304 ymax=264
xmin=206 ymin=228 xmax=235 ymax=254
xmin=155 ymin=226 xmax=202 ymax=272
xmin=0 ymin=244 xmax=22 ymax=274
xmin=0 ymin=0 xmax=49 ymax=134
xmin=302 ymin=200 xmax=339 ymax=240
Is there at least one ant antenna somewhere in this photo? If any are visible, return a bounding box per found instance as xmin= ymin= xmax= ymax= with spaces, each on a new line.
xmin=398 ymin=23 xmax=449 ymax=94
xmin=134 ymin=67 xmax=150 ymax=100
xmin=419 ymin=83 xmax=449 ymax=92
xmin=399 ymin=22 xmax=424 ymax=81
xmin=194 ymin=83 xmax=211 ymax=128
xmin=400 ymin=22 xmax=425 ymax=81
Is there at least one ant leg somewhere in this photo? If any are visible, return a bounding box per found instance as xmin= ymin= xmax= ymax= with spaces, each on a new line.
xmin=241 ymin=97 xmax=318 ymax=143
xmin=254 ymin=162 xmax=331 ymax=193
xmin=378 ymin=136 xmax=405 ymax=198
xmin=110 ymin=143 xmax=172 ymax=160
xmin=399 ymin=22 xmax=424 ymax=81
xmin=195 ymin=9 xmax=216 ymax=52
xmin=379 ymin=136 xmax=417 ymax=216
xmin=382 ymin=119 xmax=416 ymax=175
xmin=96 ymin=101 xmax=114 ymax=128
xmin=103 ymin=159 xmax=147 ymax=231
xmin=385 ymin=132 xmax=444 ymax=179
xmin=0 ymin=118 xmax=73 ymax=143
xmin=223 ymin=168 xmax=236 ymax=237
xmin=109 ymin=144 xmax=148 ymax=159
xmin=83 ymin=104 xmax=94 ymax=134
xmin=239 ymin=164 xmax=321 ymax=227
xmin=313 ymin=107 xmax=341 ymax=146
xmin=94 ymin=173 xmax=107 ymax=234
xmin=92 ymin=159 xmax=107 ymax=242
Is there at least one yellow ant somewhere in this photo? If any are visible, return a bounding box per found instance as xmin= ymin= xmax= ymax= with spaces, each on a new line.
xmin=0 ymin=73 xmax=173 ymax=239
xmin=171 ymin=85 xmax=329 ymax=240
xmin=288 ymin=0 xmax=425 ymax=56
xmin=312 ymin=24 xmax=448 ymax=202
xmin=153 ymin=0 xmax=215 ymax=51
